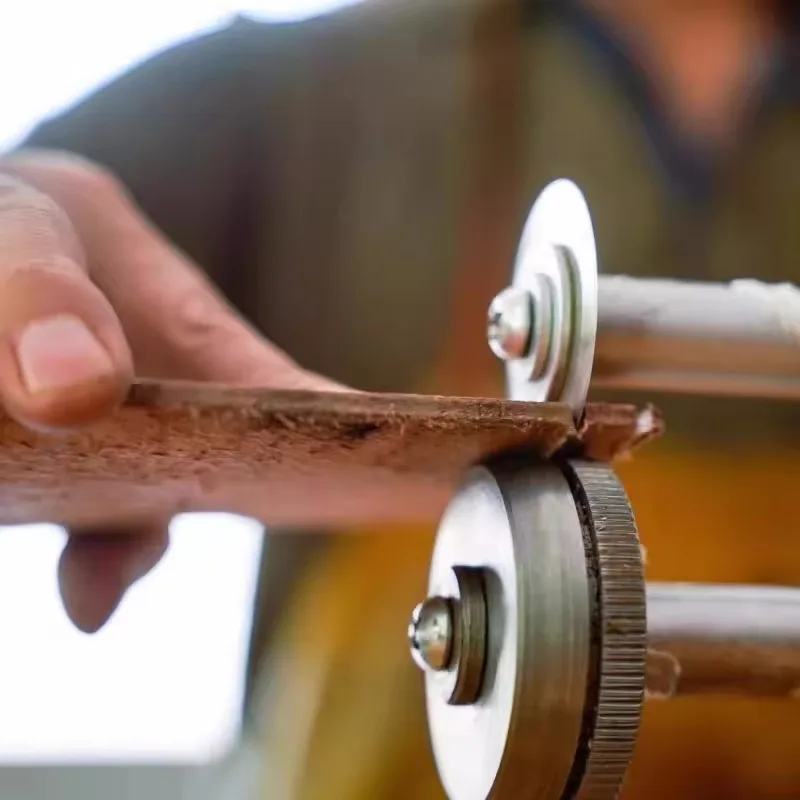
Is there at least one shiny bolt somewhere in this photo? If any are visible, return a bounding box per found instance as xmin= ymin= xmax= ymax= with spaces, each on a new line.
xmin=487 ymin=286 xmax=534 ymax=361
xmin=408 ymin=596 xmax=455 ymax=672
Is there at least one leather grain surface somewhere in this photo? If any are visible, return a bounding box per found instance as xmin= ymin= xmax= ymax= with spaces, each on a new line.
xmin=0 ymin=380 xmax=662 ymax=529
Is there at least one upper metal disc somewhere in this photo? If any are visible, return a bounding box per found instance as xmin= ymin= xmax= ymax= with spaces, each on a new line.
xmin=497 ymin=179 xmax=599 ymax=414
xmin=416 ymin=459 xmax=646 ymax=800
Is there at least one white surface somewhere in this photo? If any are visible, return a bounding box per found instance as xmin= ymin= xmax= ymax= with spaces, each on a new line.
xmin=0 ymin=0 xmax=366 ymax=150
xmin=0 ymin=515 xmax=264 ymax=764
xmin=0 ymin=0 xmax=362 ymax=765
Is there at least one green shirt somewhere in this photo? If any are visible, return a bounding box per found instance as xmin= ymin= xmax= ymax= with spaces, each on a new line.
xmin=21 ymin=0 xmax=800 ymax=739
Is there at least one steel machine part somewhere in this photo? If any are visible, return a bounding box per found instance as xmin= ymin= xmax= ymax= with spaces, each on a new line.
xmin=408 ymin=458 xmax=646 ymax=800
xmin=487 ymin=179 xmax=599 ymax=414
xmin=407 ymin=460 xmax=800 ymax=799
xmin=410 ymin=179 xmax=800 ymax=799
xmin=646 ymin=583 xmax=800 ymax=699
xmin=487 ymin=179 xmax=800 ymax=413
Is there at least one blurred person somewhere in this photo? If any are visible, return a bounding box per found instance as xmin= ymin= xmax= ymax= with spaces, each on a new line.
xmin=1 ymin=0 xmax=799 ymax=797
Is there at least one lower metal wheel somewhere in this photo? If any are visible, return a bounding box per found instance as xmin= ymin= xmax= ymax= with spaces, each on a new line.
xmin=407 ymin=458 xmax=646 ymax=799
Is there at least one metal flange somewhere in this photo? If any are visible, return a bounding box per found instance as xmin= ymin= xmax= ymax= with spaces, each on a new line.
xmin=486 ymin=179 xmax=599 ymax=416
xmin=408 ymin=458 xmax=646 ymax=800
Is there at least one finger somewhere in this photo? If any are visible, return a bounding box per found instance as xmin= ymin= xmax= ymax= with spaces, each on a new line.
xmin=2 ymin=151 xmax=346 ymax=391
xmin=58 ymin=518 xmax=170 ymax=634
xmin=0 ymin=172 xmax=133 ymax=430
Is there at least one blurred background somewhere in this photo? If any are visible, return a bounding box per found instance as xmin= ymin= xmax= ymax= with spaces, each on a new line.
xmin=1 ymin=0 xmax=799 ymax=798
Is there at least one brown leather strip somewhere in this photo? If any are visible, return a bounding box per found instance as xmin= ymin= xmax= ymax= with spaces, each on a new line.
xmin=577 ymin=403 xmax=665 ymax=462
xmin=0 ymin=380 xmax=659 ymax=530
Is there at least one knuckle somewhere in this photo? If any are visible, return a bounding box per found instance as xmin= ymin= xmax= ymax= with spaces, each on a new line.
xmin=0 ymin=173 xmax=62 ymax=216
xmin=49 ymin=156 xmax=123 ymax=203
xmin=1 ymin=149 xmax=127 ymax=214
xmin=0 ymin=173 xmax=84 ymax=268
xmin=171 ymin=286 xmax=298 ymax=381
xmin=174 ymin=287 xmax=242 ymax=352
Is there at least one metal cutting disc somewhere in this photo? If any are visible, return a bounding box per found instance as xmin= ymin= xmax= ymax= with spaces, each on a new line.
xmin=414 ymin=458 xmax=646 ymax=800
xmin=502 ymin=179 xmax=599 ymax=413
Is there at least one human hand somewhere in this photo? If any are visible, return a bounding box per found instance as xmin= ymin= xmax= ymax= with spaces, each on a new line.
xmin=0 ymin=149 xmax=343 ymax=633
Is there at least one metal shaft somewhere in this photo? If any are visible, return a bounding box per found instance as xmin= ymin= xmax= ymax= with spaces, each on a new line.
xmin=412 ymin=582 xmax=800 ymax=700
xmin=646 ymin=583 xmax=800 ymax=699
xmin=593 ymin=277 xmax=800 ymax=399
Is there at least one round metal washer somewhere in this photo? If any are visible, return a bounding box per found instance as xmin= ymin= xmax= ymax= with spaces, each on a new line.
xmin=505 ymin=179 xmax=599 ymax=414
xmin=425 ymin=459 xmax=593 ymax=800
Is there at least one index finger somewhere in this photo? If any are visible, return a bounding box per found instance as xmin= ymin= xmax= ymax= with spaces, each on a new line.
xmin=3 ymin=150 xmax=341 ymax=390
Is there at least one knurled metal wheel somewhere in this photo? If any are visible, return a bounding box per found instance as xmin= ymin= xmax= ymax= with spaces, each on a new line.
xmin=408 ymin=457 xmax=646 ymax=800
xmin=562 ymin=461 xmax=647 ymax=799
